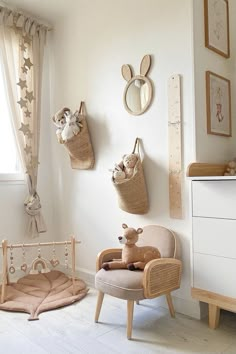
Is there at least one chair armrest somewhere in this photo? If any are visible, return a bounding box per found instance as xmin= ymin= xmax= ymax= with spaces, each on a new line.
xmin=143 ymin=258 xmax=182 ymax=298
xmin=96 ymin=248 xmax=122 ymax=271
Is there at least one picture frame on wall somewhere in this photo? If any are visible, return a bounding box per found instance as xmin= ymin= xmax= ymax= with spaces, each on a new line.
xmin=204 ymin=0 xmax=230 ymax=58
xmin=206 ymin=71 xmax=231 ymax=137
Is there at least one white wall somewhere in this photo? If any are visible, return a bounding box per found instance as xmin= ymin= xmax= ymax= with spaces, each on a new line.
xmin=193 ymin=0 xmax=236 ymax=162
xmin=49 ymin=0 xmax=198 ymax=317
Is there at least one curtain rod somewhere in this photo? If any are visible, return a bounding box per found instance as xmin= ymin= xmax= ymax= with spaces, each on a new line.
xmin=0 ymin=0 xmax=53 ymax=31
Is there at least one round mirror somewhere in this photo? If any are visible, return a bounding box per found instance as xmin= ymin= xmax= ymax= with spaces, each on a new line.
xmin=121 ymin=55 xmax=153 ymax=116
xmin=123 ymin=76 xmax=152 ymax=115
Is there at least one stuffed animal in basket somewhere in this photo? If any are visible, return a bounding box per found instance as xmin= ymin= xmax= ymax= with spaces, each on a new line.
xmin=61 ymin=109 xmax=83 ymax=142
xmin=102 ymin=223 xmax=161 ymax=271
xmin=122 ymin=153 xmax=138 ymax=179
xmin=52 ymin=107 xmax=69 ymax=143
xmin=52 ymin=107 xmax=83 ymax=143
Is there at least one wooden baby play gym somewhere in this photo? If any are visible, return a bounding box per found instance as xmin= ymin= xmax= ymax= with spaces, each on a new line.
xmin=0 ymin=237 xmax=88 ymax=320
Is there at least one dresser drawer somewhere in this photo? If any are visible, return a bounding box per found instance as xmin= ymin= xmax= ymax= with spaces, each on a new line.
xmin=193 ymin=217 xmax=236 ymax=259
xmin=192 ymin=180 xmax=236 ymax=219
xmin=193 ymin=253 xmax=236 ymax=298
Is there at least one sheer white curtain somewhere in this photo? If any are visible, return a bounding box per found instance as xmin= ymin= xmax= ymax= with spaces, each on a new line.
xmin=0 ymin=6 xmax=48 ymax=237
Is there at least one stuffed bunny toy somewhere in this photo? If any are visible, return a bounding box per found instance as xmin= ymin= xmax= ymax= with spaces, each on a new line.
xmin=61 ymin=109 xmax=82 ymax=142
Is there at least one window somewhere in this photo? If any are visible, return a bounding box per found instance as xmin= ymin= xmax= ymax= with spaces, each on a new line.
xmin=0 ymin=63 xmax=23 ymax=181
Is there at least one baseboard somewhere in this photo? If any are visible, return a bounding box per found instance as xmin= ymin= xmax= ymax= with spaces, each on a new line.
xmin=143 ymin=294 xmax=203 ymax=320
xmin=77 ymin=267 xmax=95 ymax=287
xmin=76 ymin=267 xmax=203 ymax=319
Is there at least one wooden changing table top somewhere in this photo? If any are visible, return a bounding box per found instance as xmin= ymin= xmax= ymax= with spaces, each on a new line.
xmin=186 ymin=162 xmax=236 ymax=180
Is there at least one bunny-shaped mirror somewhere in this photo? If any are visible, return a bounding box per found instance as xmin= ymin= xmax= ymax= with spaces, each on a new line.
xmin=121 ymin=55 xmax=153 ymax=115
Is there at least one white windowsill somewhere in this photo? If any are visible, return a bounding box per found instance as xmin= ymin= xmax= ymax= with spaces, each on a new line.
xmin=0 ymin=173 xmax=26 ymax=184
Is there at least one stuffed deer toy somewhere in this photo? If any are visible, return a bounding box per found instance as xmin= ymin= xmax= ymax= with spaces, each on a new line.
xmin=102 ymin=223 xmax=161 ymax=271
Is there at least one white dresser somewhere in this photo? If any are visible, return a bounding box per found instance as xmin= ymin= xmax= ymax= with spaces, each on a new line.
xmin=190 ymin=177 xmax=236 ymax=328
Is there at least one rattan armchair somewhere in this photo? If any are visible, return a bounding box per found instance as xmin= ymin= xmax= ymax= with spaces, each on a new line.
xmin=94 ymin=225 xmax=182 ymax=339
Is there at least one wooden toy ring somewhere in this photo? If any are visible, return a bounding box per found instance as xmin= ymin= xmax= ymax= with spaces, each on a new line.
xmin=9 ymin=266 xmax=15 ymax=274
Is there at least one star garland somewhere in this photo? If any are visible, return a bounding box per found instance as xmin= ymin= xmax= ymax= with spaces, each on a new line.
xmin=24 ymin=144 xmax=32 ymax=155
xmin=23 ymin=57 xmax=33 ymax=70
xmin=16 ymin=30 xmax=38 ymax=177
xmin=25 ymin=109 xmax=31 ymax=118
xmin=17 ymin=98 xmax=27 ymax=109
xmin=19 ymin=122 xmax=30 ymax=135
xmin=19 ymin=42 xmax=27 ymax=52
xmin=25 ymin=90 xmax=35 ymax=103
xmin=17 ymin=78 xmax=27 ymax=89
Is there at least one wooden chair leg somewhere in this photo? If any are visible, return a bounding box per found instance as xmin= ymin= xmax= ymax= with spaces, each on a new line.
xmin=95 ymin=291 xmax=104 ymax=323
xmin=127 ymin=300 xmax=134 ymax=340
xmin=208 ymin=304 xmax=220 ymax=329
xmin=166 ymin=293 xmax=175 ymax=318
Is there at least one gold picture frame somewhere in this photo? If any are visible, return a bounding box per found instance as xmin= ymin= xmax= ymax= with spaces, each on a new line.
xmin=206 ymin=71 xmax=231 ymax=137
xmin=204 ymin=0 xmax=230 ymax=58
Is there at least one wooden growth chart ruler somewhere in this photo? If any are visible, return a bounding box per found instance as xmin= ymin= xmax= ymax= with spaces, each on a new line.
xmin=168 ymin=74 xmax=183 ymax=219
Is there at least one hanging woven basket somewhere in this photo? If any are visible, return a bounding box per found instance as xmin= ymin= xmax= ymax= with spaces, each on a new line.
xmin=58 ymin=102 xmax=95 ymax=170
xmin=112 ymin=138 xmax=149 ymax=214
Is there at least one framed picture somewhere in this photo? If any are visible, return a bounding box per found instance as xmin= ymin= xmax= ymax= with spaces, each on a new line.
xmin=204 ymin=0 xmax=230 ymax=58
xmin=206 ymin=71 xmax=231 ymax=137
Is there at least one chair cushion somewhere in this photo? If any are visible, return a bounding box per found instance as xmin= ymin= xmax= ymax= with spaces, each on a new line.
xmin=95 ymin=269 xmax=145 ymax=301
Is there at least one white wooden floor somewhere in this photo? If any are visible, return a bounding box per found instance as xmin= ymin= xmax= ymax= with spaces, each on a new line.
xmin=0 ymin=287 xmax=235 ymax=354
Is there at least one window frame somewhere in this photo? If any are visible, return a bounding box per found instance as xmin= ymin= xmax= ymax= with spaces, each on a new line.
xmin=0 ymin=173 xmax=25 ymax=184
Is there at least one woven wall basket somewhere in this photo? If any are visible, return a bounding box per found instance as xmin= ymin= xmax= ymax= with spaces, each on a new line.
xmin=112 ymin=138 xmax=149 ymax=214
xmin=63 ymin=102 xmax=95 ymax=170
